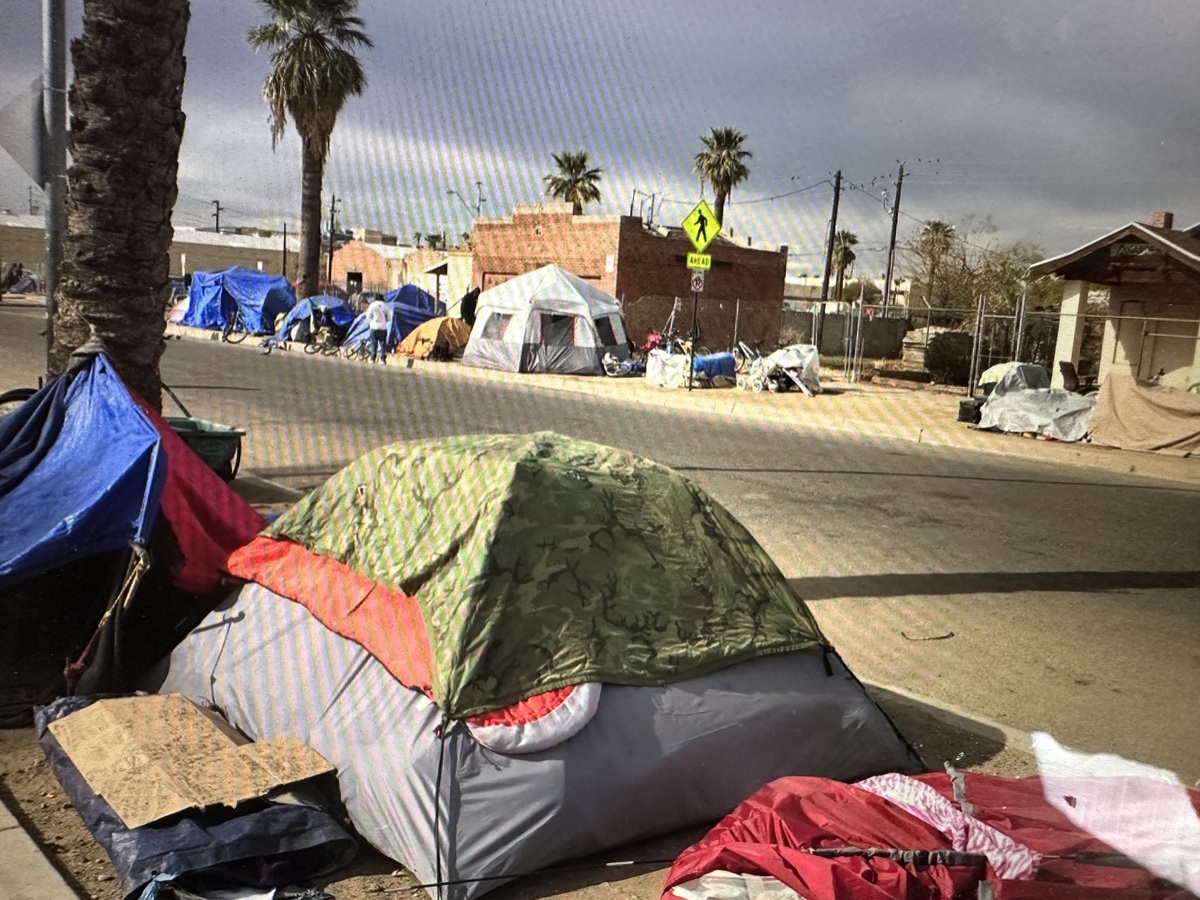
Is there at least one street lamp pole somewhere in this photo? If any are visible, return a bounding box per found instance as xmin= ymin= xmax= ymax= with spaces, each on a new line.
xmin=448 ymin=183 xmax=486 ymax=221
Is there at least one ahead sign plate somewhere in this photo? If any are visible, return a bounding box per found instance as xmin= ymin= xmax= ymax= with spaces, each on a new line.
xmin=686 ymin=252 xmax=711 ymax=270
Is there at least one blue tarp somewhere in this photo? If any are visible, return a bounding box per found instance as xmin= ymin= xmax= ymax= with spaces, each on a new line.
xmin=37 ymin=696 xmax=357 ymax=899
xmin=180 ymin=266 xmax=296 ymax=333
xmin=0 ymin=355 xmax=164 ymax=588
xmin=693 ymin=351 xmax=737 ymax=379
xmin=270 ymin=295 xmax=356 ymax=344
xmin=342 ymin=285 xmax=444 ymax=351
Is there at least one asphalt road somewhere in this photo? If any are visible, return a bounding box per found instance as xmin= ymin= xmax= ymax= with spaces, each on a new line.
xmin=3 ymin=305 xmax=1198 ymax=783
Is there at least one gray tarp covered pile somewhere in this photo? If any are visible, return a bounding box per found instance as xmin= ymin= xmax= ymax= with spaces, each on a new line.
xmin=978 ymin=389 xmax=1096 ymax=443
xmin=1089 ymin=374 xmax=1200 ymax=456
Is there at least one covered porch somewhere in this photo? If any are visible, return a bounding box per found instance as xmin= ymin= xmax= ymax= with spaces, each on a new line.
xmin=1030 ymin=211 xmax=1200 ymax=392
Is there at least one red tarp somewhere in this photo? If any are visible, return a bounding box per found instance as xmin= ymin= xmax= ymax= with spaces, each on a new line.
xmin=132 ymin=394 xmax=265 ymax=593
xmin=663 ymin=774 xmax=1200 ymax=900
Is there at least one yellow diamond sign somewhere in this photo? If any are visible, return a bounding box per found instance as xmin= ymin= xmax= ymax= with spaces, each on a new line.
xmin=682 ymin=199 xmax=720 ymax=253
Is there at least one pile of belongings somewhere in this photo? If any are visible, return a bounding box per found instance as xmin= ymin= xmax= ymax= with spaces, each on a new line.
xmin=739 ymin=344 xmax=822 ymax=395
xmin=1089 ymin=374 xmax=1200 ymax=456
xmin=1 ymin=345 xmax=359 ymax=896
xmin=151 ymin=432 xmax=922 ymax=899
xmin=0 ymin=344 xmax=264 ymax=724
xmin=976 ymin=363 xmax=1096 ymax=442
xmin=663 ymin=735 xmax=1200 ymax=900
xmin=603 ymin=351 xmax=646 ymax=377
xmin=644 ymin=350 xmax=736 ymax=388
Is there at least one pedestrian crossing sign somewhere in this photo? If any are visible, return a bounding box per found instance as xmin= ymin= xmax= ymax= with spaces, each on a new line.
xmin=682 ymin=199 xmax=720 ymax=253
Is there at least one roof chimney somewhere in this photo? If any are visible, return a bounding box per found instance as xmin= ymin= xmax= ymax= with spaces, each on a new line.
xmin=1149 ymin=211 xmax=1174 ymax=229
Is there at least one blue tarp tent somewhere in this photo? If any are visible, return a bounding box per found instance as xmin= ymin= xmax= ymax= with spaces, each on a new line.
xmin=341 ymin=285 xmax=444 ymax=353
xmin=269 ymin=295 xmax=357 ymax=345
xmin=0 ymin=349 xmax=267 ymax=725
xmin=0 ymin=355 xmax=164 ymax=586
xmin=180 ymin=266 xmax=296 ymax=333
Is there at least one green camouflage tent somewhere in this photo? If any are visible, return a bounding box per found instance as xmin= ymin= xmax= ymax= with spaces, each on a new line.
xmin=266 ymin=431 xmax=823 ymax=718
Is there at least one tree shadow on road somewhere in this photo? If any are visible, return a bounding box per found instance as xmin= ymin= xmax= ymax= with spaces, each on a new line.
xmin=790 ymin=570 xmax=1200 ymax=600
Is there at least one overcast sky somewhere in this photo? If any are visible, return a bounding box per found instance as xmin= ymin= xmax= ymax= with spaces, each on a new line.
xmin=1 ymin=0 xmax=1196 ymax=277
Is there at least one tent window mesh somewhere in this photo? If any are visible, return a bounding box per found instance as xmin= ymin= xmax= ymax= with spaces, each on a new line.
xmin=481 ymin=313 xmax=513 ymax=339
xmin=541 ymin=314 xmax=576 ymax=347
xmin=593 ymin=316 xmax=618 ymax=346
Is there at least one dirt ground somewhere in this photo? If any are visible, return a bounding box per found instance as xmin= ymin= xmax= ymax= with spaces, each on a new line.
xmin=0 ymin=689 xmax=1037 ymax=900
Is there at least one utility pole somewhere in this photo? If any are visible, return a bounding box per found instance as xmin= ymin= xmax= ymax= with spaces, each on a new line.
xmin=882 ymin=163 xmax=904 ymax=312
xmin=474 ymin=180 xmax=485 ymax=218
xmin=325 ymin=195 xmax=339 ymax=290
xmin=281 ymin=222 xmax=288 ymax=280
xmin=211 ymin=199 xmax=223 ymax=233
xmin=42 ymin=0 xmax=66 ymax=377
xmin=816 ymin=170 xmax=842 ymax=351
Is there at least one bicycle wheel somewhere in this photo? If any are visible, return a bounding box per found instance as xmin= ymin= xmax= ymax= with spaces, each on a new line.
xmin=0 ymin=387 xmax=36 ymax=421
xmin=303 ymin=338 xmax=321 ymax=355
xmin=222 ymin=311 xmax=248 ymax=344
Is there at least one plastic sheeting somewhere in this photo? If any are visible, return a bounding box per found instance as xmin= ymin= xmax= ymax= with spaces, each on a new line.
xmin=150 ymin=584 xmax=923 ymax=900
xmin=341 ymin=286 xmax=444 ymax=352
xmin=763 ymin=344 xmax=822 ymax=394
xmin=272 ymin=295 xmax=356 ymax=343
xmin=977 ymin=388 xmax=1096 ymax=442
xmin=181 ymin=267 xmax=296 ymax=333
xmin=662 ymin=772 xmax=1200 ymax=900
xmin=1088 ymin=374 xmax=1200 ymax=456
xmin=0 ymin=355 xmax=164 ymax=586
xmin=0 ymin=351 xmax=265 ymax=719
xmin=36 ymin=696 xmax=356 ymax=899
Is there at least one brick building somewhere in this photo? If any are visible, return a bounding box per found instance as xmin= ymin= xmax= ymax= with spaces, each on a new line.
xmin=471 ymin=203 xmax=789 ymax=350
xmin=330 ymin=239 xmax=413 ymax=294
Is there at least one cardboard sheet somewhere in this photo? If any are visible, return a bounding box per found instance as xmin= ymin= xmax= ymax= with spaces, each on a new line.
xmin=48 ymin=694 xmax=333 ymax=829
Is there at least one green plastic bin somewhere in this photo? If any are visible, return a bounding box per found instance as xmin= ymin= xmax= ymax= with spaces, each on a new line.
xmin=164 ymin=416 xmax=245 ymax=482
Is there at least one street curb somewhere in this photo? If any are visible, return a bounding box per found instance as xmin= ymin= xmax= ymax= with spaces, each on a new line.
xmin=0 ymin=800 xmax=82 ymax=900
xmin=868 ymin=681 xmax=1036 ymax=757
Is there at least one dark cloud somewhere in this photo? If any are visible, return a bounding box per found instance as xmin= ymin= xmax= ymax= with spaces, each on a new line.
xmin=1 ymin=0 xmax=1194 ymax=271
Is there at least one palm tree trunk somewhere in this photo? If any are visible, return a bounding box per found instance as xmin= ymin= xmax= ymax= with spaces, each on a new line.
xmin=51 ymin=0 xmax=189 ymax=411
xmin=298 ymin=137 xmax=325 ymax=299
xmin=713 ymin=191 xmax=727 ymax=227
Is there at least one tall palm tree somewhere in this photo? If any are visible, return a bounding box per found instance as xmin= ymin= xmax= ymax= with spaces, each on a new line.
xmin=919 ymin=220 xmax=955 ymax=307
xmin=248 ymin=0 xmax=372 ymax=299
xmin=543 ymin=151 xmax=602 ymax=214
xmin=51 ymin=0 xmax=190 ymax=410
xmin=693 ymin=126 xmax=752 ymax=227
xmin=832 ymin=230 xmax=859 ymax=306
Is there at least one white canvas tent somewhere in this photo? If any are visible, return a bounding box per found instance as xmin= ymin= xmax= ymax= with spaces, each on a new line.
xmin=462 ymin=265 xmax=630 ymax=375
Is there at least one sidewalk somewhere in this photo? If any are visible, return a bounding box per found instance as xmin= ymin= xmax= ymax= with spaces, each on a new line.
xmin=156 ymin=318 xmax=1200 ymax=487
xmin=0 ymin=802 xmax=80 ymax=900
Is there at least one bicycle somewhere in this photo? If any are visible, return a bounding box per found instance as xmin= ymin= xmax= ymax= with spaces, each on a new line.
xmin=304 ymin=325 xmax=346 ymax=357
xmin=732 ymin=340 xmax=764 ymax=373
xmin=221 ymin=308 xmax=249 ymax=344
xmin=341 ymin=341 xmax=372 ymax=362
xmin=0 ymin=387 xmax=36 ymax=422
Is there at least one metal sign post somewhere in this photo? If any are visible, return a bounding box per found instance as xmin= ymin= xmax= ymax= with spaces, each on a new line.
xmin=687 ymin=274 xmax=703 ymax=392
xmin=681 ymin=202 xmax=719 ymax=393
